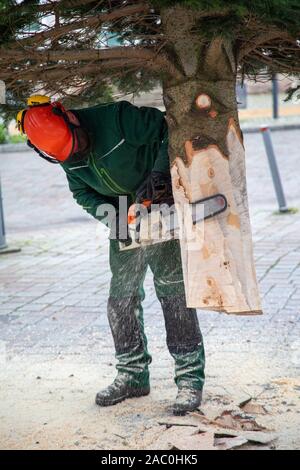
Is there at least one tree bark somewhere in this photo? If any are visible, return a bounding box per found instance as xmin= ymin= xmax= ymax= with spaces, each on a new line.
xmin=161 ymin=7 xmax=262 ymax=315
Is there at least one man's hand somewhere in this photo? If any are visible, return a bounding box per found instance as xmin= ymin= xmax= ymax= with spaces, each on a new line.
xmin=136 ymin=171 xmax=174 ymax=206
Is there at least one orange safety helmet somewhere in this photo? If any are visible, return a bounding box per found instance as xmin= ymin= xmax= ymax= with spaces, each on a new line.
xmin=17 ymin=95 xmax=77 ymax=163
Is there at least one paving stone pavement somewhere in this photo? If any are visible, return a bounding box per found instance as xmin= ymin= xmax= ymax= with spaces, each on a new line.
xmin=0 ymin=129 xmax=299 ymax=450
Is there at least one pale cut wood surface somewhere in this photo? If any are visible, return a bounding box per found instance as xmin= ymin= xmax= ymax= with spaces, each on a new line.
xmin=171 ymin=119 xmax=262 ymax=314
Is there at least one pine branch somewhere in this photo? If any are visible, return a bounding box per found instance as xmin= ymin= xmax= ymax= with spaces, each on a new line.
xmin=251 ymin=50 xmax=300 ymax=73
xmin=0 ymin=45 xmax=182 ymax=81
xmin=0 ymin=45 xmax=155 ymax=63
xmin=4 ymin=60 xmax=143 ymax=83
xmin=238 ymin=30 xmax=294 ymax=61
xmin=6 ymin=3 xmax=151 ymax=49
xmin=7 ymin=0 xmax=105 ymax=15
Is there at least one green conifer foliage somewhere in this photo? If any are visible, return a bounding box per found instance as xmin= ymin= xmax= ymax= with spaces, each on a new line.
xmin=0 ymin=0 xmax=299 ymax=113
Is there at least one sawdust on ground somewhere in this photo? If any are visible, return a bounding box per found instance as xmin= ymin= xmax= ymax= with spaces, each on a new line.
xmin=1 ymin=358 xmax=299 ymax=450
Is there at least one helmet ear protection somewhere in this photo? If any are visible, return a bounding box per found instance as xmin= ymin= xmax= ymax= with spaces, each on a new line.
xmin=16 ymin=109 xmax=26 ymax=134
xmin=16 ymin=95 xmax=82 ymax=164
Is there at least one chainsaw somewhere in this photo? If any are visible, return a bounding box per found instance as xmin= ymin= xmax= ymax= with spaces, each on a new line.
xmin=119 ymin=193 xmax=227 ymax=251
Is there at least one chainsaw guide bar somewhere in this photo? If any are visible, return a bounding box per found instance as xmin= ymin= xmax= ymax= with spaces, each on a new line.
xmin=119 ymin=193 xmax=227 ymax=251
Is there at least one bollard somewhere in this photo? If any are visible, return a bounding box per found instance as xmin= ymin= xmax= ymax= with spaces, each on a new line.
xmin=0 ymin=175 xmax=21 ymax=255
xmin=260 ymin=126 xmax=288 ymax=212
xmin=0 ymin=177 xmax=7 ymax=250
xmin=271 ymin=74 xmax=279 ymax=119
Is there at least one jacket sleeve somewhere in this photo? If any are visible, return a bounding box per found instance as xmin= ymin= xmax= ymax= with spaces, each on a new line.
xmin=118 ymin=100 xmax=170 ymax=174
xmin=65 ymin=169 xmax=116 ymax=226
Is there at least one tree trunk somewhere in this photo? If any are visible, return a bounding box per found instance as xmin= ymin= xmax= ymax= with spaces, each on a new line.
xmin=161 ymin=7 xmax=262 ymax=315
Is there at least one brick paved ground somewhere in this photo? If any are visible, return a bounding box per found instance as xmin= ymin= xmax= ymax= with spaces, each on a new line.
xmin=0 ymin=129 xmax=299 ymax=450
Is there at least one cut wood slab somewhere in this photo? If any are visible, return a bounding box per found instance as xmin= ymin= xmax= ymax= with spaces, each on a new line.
xmin=213 ymin=410 xmax=266 ymax=432
xmin=170 ymin=430 xmax=216 ymax=451
xmin=171 ymin=118 xmax=262 ymax=314
xmin=188 ymin=410 xmax=277 ymax=445
xmin=147 ymin=426 xmax=216 ymax=450
xmin=214 ymin=436 xmax=248 ymax=450
xmin=239 ymin=400 xmax=268 ymax=415
xmin=147 ymin=419 xmax=276 ymax=450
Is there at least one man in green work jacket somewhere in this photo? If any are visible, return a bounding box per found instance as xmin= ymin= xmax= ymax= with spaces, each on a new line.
xmin=17 ymin=95 xmax=205 ymax=415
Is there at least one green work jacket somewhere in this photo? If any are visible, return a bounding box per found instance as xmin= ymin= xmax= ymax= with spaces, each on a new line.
xmin=60 ymin=101 xmax=169 ymax=224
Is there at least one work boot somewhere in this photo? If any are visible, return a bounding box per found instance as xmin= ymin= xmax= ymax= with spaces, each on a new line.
xmin=172 ymin=385 xmax=202 ymax=416
xmin=95 ymin=373 xmax=150 ymax=407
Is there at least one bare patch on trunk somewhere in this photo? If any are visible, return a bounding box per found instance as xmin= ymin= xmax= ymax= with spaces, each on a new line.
xmin=196 ymin=93 xmax=211 ymax=110
xmin=194 ymin=93 xmax=218 ymax=119
xmin=171 ymin=119 xmax=262 ymax=315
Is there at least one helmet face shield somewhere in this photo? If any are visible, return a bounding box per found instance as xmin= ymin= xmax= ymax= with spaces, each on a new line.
xmin=26 ymin=141 xmax=62 ymax=164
